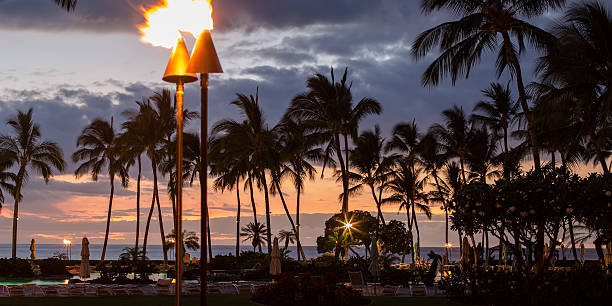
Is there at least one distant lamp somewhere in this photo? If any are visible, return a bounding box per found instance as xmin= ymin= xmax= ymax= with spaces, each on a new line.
xmin=162 ymin=36 xmax=197 ymax=306
xmin=186 ymin=29 xmax=223 ymax=304
xmin=344 ymin=222 xmax=353 ymax=230
xmin=445 ymin=243 xmax=453 ymax=248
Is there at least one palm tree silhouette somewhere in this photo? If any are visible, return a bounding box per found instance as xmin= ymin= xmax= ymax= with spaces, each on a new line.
xmin=0 ymin=152 xmax=17 ymax=210
xmin=286 ymin=68 xmax=381 ymax=214
xmin=278 ymin=230 xmax=295 ymax=250
xmin=472 ymin=83 xmax=519 ymax=178
xmin=1 ymin=109 xmax=65 ymax=259
xmin=241 ymin=222 xmax=267 ymax=252
xmin=430 ymin=106 xmax=473 ymax=183
xmin=73 ymin=118 xmax=125 ymax=262
xmin=212 ymin=91 xmax=276 ymax=254
xmin=276 ymin=119 xmax=322 ymax=260
xmin=413 ymin=0 xmax=567 ymax=172
xmin=53 ymin=0 xmax=76 ymax=11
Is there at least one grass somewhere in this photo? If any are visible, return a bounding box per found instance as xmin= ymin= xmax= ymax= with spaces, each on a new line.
xmin=0 ymin=295 xmax=463 ymax=306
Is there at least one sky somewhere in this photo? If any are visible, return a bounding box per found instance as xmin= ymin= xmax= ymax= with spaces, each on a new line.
xmin=0 ymin=0 xmax=607 ymax=250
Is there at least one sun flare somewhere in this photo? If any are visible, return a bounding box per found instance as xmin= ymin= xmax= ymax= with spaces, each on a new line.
xmin=139 ymin=0 xmax=214 ymax=48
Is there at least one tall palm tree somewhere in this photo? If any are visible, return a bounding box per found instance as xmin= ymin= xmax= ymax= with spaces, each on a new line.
xmin=412 ymin=0 xmax=568 ymax=172
xmin=383 ymin=161 xmax=430 ymax=263
xmin=536 ymin=1 xmax=612 ymax=173
xmin=73 ymin=118 xmax=125 ymax=262
xmin=212 ymin=91 xmax=276 ymax=254
xmin=0 ymin=109 xmax=65 ymax=259
xmin=430 ymin=106 xmax=473 ymax=183
xmin=286 ymin=68 xmax=381 ymax=214
xmin=118 ymin=111 xmax=148 ymax=265
xmin=348 ymin=126 xmax=394 ymax=226
xmin=53 ymin=0 xmax=76 ymax=11
xmin=277 ymin=119 xmax=323 ymax=260
xmin=417 ymin=131 xmax=449 ymax=262
xmin=241 ymin=222 xmax=268 ymax=252
xmin=122 ymin=99 xmax=168 ymax=263
xmin=472 ymin=83 xmax=519 ymax=178
xmin=208 ymin=132 xmax=245 ymax=258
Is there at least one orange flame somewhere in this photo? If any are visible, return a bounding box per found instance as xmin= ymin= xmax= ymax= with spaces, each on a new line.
xmin=139 ymin=0 xmax=214 ymax=48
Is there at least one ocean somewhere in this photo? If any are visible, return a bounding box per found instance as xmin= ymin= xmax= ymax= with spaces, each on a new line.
xmin=0 ymin=244 xmax=601 ymax=261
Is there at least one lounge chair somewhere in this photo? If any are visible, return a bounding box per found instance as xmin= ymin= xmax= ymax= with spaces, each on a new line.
xmin=155 ymin=278 xmax=174 ymax=295
xmin=381 ymin=285 xmax=401 ymax=296
xmin=96 ymin=286 xmax=114 ymax=296
xmin=183 ymin=284 xmax=201 ymax=295
xmin=410 ymin=284 xmax=427 ymax=296
xmin=22 ymin=283 xmax=37 ymax=296
xmin=234 ymin=284 xmax=252 ymax=295
xmin=111 ymin=285 xmax=129 ymax=295
xmin=7 ymin=285 xmax=25 ymax=297
xmin=68 ymin=285 xmax=85 ymax=296
xmin=348 ymin=271 xmax=366 ymax=293
xmin=207 ymin=284 xmax=223 ymax=294
xmin=41 ymin=286 xmax=60 ymax=297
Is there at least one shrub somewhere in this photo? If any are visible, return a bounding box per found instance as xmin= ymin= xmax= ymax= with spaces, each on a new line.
xmin=0 ymin=258 xmax=34 ymax=277
xmin=37 ymin=258 xmax=68 ymax=275
xmin=252 ymin=272 xmax=370 ymax=306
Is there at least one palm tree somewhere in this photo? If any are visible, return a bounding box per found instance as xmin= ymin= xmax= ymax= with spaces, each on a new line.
xmin=348 ymin=126 xmax=394 ymax=226
xmin=472 ymin=83 xmax=519 ymax=178
xmin=73 ymin=118 xmax=125 ymax=262
xmin=278 ymin=230 xmax=296 ymax=250
xmin=208 ymin=132 xmax=246 ymax=258
xmin=412 ymin=0 xmax=568 ymax=172
xmin=122 ymin=99 xmax=168 ymax=263
xmin=417 ymin=132 xmax=449 ymax=262
xmin=212 ymin=91 xmax=276 ymax=254
xmin=383 ymin=160 xmax=430 ymax=263
xmin=166 ymin=229 xmax=200 ymax=253
xmin=53 ymin=0 xmax=76 ymax=11
xmin=536 ymin=1 xmax=612 ymax=173
xmin=277 ymin=119 xmax=323 ymax=260
xmin=241 ymin=222 xmax=268 ymax=252
xmin=430 ymin=106 xmax=473 ymax=183
xmin=286 ymin=68 xmax=381 ymax=214
xmin=0 ymin=109 xmax=65 ymax=259
xmin=118 ymin=111 xmax=148 ymax=265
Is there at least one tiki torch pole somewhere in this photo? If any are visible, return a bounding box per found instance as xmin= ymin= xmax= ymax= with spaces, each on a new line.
xmin=163 ymin=37 xmax=198 ymax=306
xmin=187 ymin=29 xmax=222 ymax=306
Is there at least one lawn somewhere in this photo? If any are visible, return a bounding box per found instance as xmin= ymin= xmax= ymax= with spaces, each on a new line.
xmin=0 ymin=295 xmax=463 ymax=306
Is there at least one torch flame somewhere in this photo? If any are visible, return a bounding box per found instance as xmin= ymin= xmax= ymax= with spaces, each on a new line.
xmin=139 ymin=0 xmax=214 ymax=48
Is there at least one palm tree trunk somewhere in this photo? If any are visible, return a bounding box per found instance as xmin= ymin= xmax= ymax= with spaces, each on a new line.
xmin=142 ymin=186 xmax=156 ymax=259
xmin=470 ymin=234 xmax=478 ymax=266
xmin=432 ymin=172 xmax=448 ymax=263
xmin=296 ymin=185 xmax=306 ymax=261
xmin=236 ymin=183 xmax=241 ymax=257
xmin=459 ymin=157 xmax=467 ymax=184
xmin=207 ymin=212 xmax=212 ymax=259
xmin=551 ymin=151 xmax=556 ymax=168
xmin=334 ymin=134 xmax=349 ymax=214
xmin=261 ymin=171 xmax=272 ymax=255
xmin=568 ymin=217 xmax=578 ymax=261
xmin=101 ymin=176 xmax=115 ymax=262
xmin=501 ymin=31 xmax=541 ymax=172
xmin=135 ymin=155 xmax=142 ymax=265
xmin=11 ymin=167 xmax=25 ymax=259
xmin=412 ymin=201 xmax=420 ymax=262
xmin=274 ymin=180 xmax=299 ymax=248
xmin=248 ymin=173 xmax=258 ymax=224
xmin=503 ymin=127 xmax=510 ymax=178
xmin=402 ymin=203 xmax=412 ymax=263
xmin=152 ymin=158 xmax=168 ymax=264
xmin=369 ymin=183 xmax=385 ymax=225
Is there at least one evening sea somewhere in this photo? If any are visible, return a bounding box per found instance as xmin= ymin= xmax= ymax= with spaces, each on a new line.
xmin=0 ymin=244 xmax=600 ymax=261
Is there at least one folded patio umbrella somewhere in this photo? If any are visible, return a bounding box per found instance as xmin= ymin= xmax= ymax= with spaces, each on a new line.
xmin=270 ymin=237 xmax=281 ymax=276
xmin=30 ymin=239 xmax=36 ymax=260
xmin=80 ymin=237 xmax=91 ymax=279
xmin=368 ymin=237 xmax=380 ymax=278
xmin=580 ymin=243 xmax=585 ymax=265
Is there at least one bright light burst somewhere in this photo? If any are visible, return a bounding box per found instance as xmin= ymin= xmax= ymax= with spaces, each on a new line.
xmin=139 ymin=0 xmax=214 ymax=48
xmin=63 ymin=239 xmax=71 ymax=245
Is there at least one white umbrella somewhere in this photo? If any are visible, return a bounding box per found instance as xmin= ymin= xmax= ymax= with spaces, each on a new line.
xmin=79 ymin=237 xmax=90 ymax=279
xmin=270 ymin=237 xmax=281 ymax=276
xmin=368 ymin=237 xmax=381 ymax=296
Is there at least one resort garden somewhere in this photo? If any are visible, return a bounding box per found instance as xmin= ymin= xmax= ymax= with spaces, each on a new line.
xmin=0 ymin=0 xmax=611 ymax=305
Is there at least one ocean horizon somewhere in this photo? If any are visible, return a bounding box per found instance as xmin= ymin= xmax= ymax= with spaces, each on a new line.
xmin=0 ymin=244 xmax=600 ymax=262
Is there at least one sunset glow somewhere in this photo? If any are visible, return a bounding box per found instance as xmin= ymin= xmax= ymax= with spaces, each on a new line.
xmin=138 ymin=0 xmax=214 ymax=48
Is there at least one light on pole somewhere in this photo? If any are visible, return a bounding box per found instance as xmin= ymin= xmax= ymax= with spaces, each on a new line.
xmin=162 ymin=37 xmax=198 ymax=306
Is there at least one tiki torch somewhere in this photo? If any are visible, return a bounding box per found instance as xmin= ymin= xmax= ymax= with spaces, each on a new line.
xmin=186 ymin=29 xmax=222 ymax=306
xmin=162 ymin=37 xmax=198 ymax=306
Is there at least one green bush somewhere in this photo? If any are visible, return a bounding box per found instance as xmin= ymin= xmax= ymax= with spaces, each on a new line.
xmin=36 ymin=258 xmax=68 ymax=275
xmin=0 ymin=258 xmax=34 ymax=277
